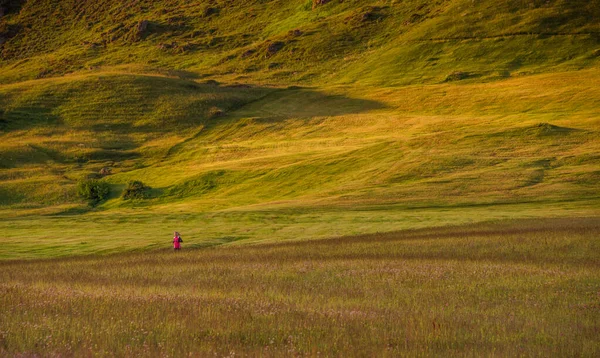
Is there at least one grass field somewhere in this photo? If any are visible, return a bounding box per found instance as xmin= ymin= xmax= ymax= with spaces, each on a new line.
xmin=1 ymin=0 xmax=600 ymax=355
xmin=1 ymin=218 xmax=599 ymax=356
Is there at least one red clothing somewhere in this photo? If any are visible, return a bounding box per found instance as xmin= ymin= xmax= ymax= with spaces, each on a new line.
xmin=173 ymin=236 xmax=182 ymax=249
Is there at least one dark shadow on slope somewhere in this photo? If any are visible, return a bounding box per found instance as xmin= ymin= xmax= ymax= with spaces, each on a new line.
xmin=495 ymin=123 xmax=582 ymax=138
xmin=466 ymin=123 xmax=585 ymax=141
xmin=0 ymin=0 xmax=25 ymax=16
xmin=0 ymin=76 xmax=274 ymax=168
xmin=1 ymin=77 xmax=385 ymax=134
xmin=233 ymin=87 xmax=388 ymax=120
xmin=0 ymin=106 xmax=63 ymax=132
xmin=165 ymin=86 xmax=387 ymax=156
xmin=1 ymin=75 xmax=387 ymax=174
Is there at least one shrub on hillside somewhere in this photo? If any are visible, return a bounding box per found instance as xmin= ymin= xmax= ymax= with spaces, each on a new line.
xmin=122 ymin=180 xmax=150 ymax=200
xmin=77 ymin=179 xmax=110 ymax=204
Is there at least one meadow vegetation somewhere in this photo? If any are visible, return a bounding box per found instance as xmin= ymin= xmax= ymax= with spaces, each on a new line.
xmin=77 ymin=178 xmax=110 ymax=204
xmin=0 ymin=0 xmax=599 ymax=354
xmin=122 ymin=180 xmax=151 ymax=200
xmin=1 ymin=218 xmax=599 ymax=356
xmin=0 ymin=68 xmax=598 ymax=258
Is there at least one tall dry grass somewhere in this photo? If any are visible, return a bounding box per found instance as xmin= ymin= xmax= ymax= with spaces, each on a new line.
xmin=1 ymin=218 xmax=598 ymax=356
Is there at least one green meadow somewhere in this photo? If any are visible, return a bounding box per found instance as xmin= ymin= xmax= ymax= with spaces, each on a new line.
xmin=1 ymin=0 xmax=600 ymax=355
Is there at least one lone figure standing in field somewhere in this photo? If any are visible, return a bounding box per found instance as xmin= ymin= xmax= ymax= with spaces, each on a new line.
xmin=173 ymin=231 xmax=183 ymax=250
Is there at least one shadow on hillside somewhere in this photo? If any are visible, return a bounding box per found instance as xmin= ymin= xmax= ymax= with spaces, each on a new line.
xmin=165 ymin=86 xmax=388 ymax=156
xmin=0 ymin=107 xmax=63 ymax=132
xmin=1 ymin=81 xmax=386 ymax=133
xmin=0 ymin=1 xmax=25 ymax=17
xmin=233 ymin=87 xmax=388 ymax=121
xmin=475 ymin=123 xmax=585 ymax=140
xmin=1 ymin=80 xmax=388 ymax=169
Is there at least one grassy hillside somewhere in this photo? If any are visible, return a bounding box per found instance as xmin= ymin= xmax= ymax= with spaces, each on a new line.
xmin=0 ymin=0 xmax=599 ymax=85
xmin=1 ymin=69 xmax=598 ymax=211
xmin=0 ymin=0 xmax=599 ymax=258
xmin=1 ymin=68 xmax=599 ymax=258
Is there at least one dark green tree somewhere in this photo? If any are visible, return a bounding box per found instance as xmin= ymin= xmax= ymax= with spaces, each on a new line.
xmin=122 ymin=180 xmax=150 ymax=200
xmin=77 ymin=179 xmax=110 ymax=204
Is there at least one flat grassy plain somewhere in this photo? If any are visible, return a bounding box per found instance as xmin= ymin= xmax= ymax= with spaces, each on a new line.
xmin=1 ymin=218 xmax=599 ymax=356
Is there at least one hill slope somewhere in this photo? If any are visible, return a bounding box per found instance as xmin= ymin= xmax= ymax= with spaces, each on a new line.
xmin=0 ymin=0 xmax=599 ymax=258
xmin=1 ymin=0 xmax=599 ymax=84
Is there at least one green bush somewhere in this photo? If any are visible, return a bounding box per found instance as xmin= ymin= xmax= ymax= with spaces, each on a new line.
xmin=122 ymin=180 xmax=150 ymax=200
xmin=77 ymin=179 xmax=110 ymax=204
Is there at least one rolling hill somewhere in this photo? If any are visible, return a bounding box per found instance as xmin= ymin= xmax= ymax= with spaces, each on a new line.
xmin=0 ymin=0 xmax=599 ymax=258
xmin=1 ymin=1 xmax=600 ymax=355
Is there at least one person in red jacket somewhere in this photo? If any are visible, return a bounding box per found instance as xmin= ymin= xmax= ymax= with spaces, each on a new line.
xmin=173 ymin=231 xmax=183 ymax=250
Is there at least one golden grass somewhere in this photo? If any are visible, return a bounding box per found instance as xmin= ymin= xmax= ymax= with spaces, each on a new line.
xmin=0 ymin=69 xmax=599 ymax=258
xmin=1 ymin=218 xmax=598 ymax=356
xmin=1 ymin=2 xmax=599 ymax=354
